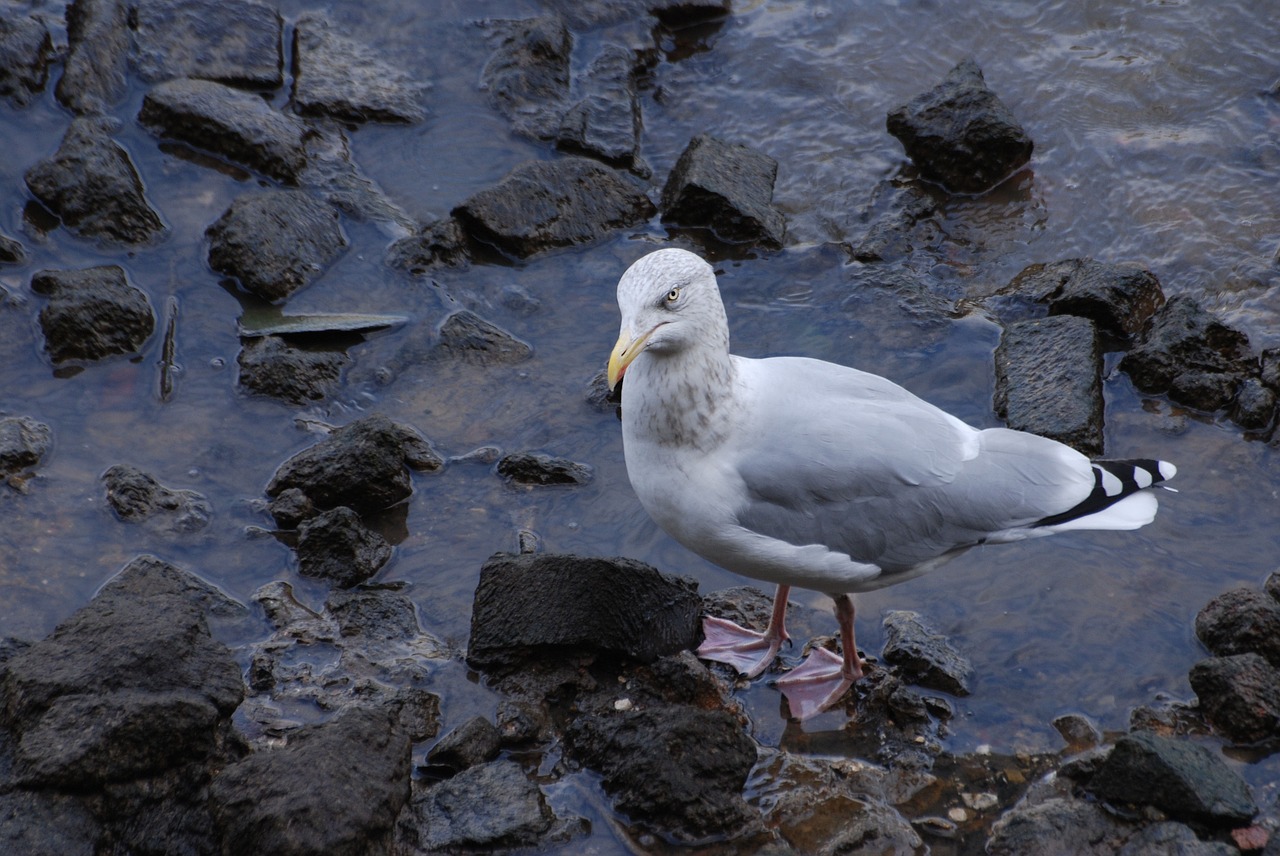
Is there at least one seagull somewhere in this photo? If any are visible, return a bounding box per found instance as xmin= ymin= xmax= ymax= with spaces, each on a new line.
xmin=606 ymin=248 xmax=1176 ymax=721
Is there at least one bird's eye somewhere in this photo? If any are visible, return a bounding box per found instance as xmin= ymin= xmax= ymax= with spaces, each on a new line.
xmin=665 ymin=287 xmax=681 ymax=304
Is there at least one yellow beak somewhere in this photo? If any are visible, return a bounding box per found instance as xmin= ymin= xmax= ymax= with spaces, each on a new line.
xmin=607 ymin=325 xmax=659 ymax=391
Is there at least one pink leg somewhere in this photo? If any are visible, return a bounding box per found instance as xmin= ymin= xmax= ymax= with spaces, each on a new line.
xmin=696 ymin=584 xmax=791 ymax=678
xmin=775 ymin=593 xmax=864 ymax=720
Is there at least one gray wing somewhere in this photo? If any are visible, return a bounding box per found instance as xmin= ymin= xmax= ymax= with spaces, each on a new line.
xmin=730 ymin=356 xmax=1094 ymax=571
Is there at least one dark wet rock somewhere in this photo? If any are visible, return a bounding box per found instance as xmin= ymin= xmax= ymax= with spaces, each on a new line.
xmin=295 ymin=506 xmax=393 ymax=588
xmin=660 ymin=133 xmax=786 ymax=249
xmin=0 ymin=416 xmax=51 ymax=478
xmin=565 ymin=705 xmax=758 ymax=842
xmin=0 ymin=555 xmax=244 ymax=787
xmin=206 ymin=190 xmax=347 ymax=303
xmin=557 ymin=45 xmax=644 ymax=172
xmin=0 ymin=232 xmax=25 ymax=264
xmin=1189 ymin=654 xmax=1280 ymax=744
xmin=139 ymin=78 xmax=311 ymax=183
xmin=1086 ymin=731 xmax=1257 ymax=825
xmin=632 ymin=650 xmax=735 ymax=710
xmin=131 ymin=0 xmax=283 ymax=89
xmin=496 ymin=452 xmax=592 ymax=486
xmin=1260 ymin=347 xmax=1280 ymax=390
xmin=998 ymin=258 xmax=1166 ymax=338
xmin=1120 ymin=822 xmax=1237 ymax=856
xmin=988 ymin=795 xmax=1129 ymax=856
xmin=0 ymin=788 xmax=100 ymax=856
xmin=403 ymin=759 xmax=578 ymax=851
xmin=1119 ymin=296 xmax=1254 ymax=411
xmin=495 ymin=699 xmax=552 ymax=746
xmin=266 ymin=414 xmax=440 ymax=518
xmin=993 ymin=315 xmax=1103 ymax=456
xmin=210 ymin=703 xmax=411 ymax=856
xmin=453 ymin=157 xmax=655 ymax=258
xmin=850 ymin=180 xmax=940 ymax=263
xmin=1195 ymin=586 xmax=1280 ymax=668
xmin=0 ymin=13 xmax=52 ymax=107
xmin=31 ymin=265 xmax=156 ymax=364
xmin=25 ymin=117 xmax=166 ymax=245
xmin=58 ymin=0 xmax=130 ymax=114
xmin=237 ymin=335 xmax=347 ymax=404
xmin=426 ymin=716 xmax=502 ymax=772
xmin=702 ymin=585 xmax=790 ymax=633
xmin=481 ymin=16 xmax=571 ymax=139
xmin=886 ymin=58 xmax=1033 ymax=194
xmin=1231 ymin=377 xmax=1277 ymax=431
xmin=292 ymin=15 xmax=427 ymax=124
xmin=267 ymin=486 xmax=314 ymax=528
xmin=881 ymin=610 xmax=973 ymax=696
xmin=102 ymin=464 xmax=212 ymax=533
xmin=327 ymin=586 xmax=421 ymax=641
xmin=431 ymin=309 xmax=532 ymax=365
xmin=386 ymin=217 xmax=470 ymax=273
xmin=467 ymin=552 xmax=702 ymax=672
xmin=585 ymin=366 xmax=618 ymax=410
xmin=1053 ymin=713 xmax=1103 ymax=751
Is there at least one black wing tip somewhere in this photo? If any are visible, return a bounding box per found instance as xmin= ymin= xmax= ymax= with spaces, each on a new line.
xmin=1034 ymin=457 xmax=1176 ymax=528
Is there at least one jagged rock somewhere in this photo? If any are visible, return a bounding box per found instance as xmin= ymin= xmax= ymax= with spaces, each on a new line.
xmin=0 ymin=416 xmax=51 ymax=477
xmin=453 ymin=157 xmax=654 ymax=258
xmin=432 ymin=310 xmax=532 ymax=365
xmin=496 ymin=452 xmax=592 ymax=486
xmin=881 ymin=610 xmax=973 ymax=696
xmin=206 ymin=190 xmax=347 ymax=303
xmin=480 ymin=16 xmax=571 ymax=139
xmin=556 ymin=45 xmax=643 ymax=171
xmin=426 ymin=716 xmax=502 ymax=772
xmin=266 ymin=414 xmax=441 ymax=517
xmin=1195 ymin=586 xmax=1280 ymax=668
xmin=57 ymin=0 xmax=129 ymax=114
xmin=30 ymin=266 xmax=155 ymax=364
xmin=0 ymin=13 xmax=52 ymax=107
xmin=1085 ymin=731 xmax=1257 ymax=825
xmin=267 ymin=487 xmax=314 ymax=528
xmin=1189 ymin=654 xmax=1280 ymax=744
xmin=131 ymin=0 xmax=283 ymax=89
xmin=102 ymin=464 xmax=212 ymax=533
xmin=660 ymin=134 xmax=785 ymax=248
xmin=237 ymin=335 xmax=347 ymax=403
xmin=210 ymin=704 xmax=411 ymax=856
xmin=25 ymin=117 xmax=166 ymax=245
xmin=295 ymin=506 xmax=393 ymax=588
xmin=386 ymin=217 xmax=470 ymax=273
xmin=139 ymin=78 xmax=311 ymax=183
xmin=886 ymin=58 xmax=1033 ymax=194
xmin=495 ymin=699 xmax=551 ymax=746
xmin=0 ymin=233 xmax=25 ymax=264
xmin=993 ymin=315 xmax=1103 ymax=456
xmin=998 ymin=258 xmax=1166 ymax=338
xmin=326 ymin=586 xmax=422 ymax=641
xmin=467 ymin=552 xmax=701 ymax=671
xmin=564 ymin=705 xmax=757 ymax=842
xmin=292 ymin=15 xmax=427 ymax=123
xmin=1053 ymin=713 xmax=1103 ymax=751
xmin=1231 ymin=377 xmax=1276 ymax=431
xmin=850 ymin=180 xmax=939 ymax=263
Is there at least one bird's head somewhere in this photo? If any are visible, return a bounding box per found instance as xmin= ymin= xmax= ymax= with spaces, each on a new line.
xmin=607 ymin=248 xmax=727 ymax=391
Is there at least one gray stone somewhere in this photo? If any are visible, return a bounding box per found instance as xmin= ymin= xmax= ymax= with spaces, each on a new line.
xmin=433 ymin=310 xmax=532 ymax=365
xmin=385 ymin=217 xmax=470 ymax=273
xmin=426 ymin=716 xmax=502 ymax=772
xmin=31 ymin=265 xmax=155 ymax=364
xmin=467 ymin=552 xmax=702 ymax=671
xmin=454 ymin=157 xmax=654 ymax=258
xmin=102 ymin=464 xmax=212 ymax=533
xmin=25 ymin=117 xmax=166 ymax=245
xmin=326 ymin=587 xmax=421 ymax=642
xmin=237 ymin=335 xmax=347 ymax=404
xmin=886 ymin=58 xmax=1032 ymax=194
xmin=407 ymin=760 xmax=559 ymax=851
xmin=1195 ymin=586 xmax=1280 ymax=668
xmin=496 ymin=452 xmax=592 ymax=486
xmin=481 ymin=16 xmax=571 ymax=139
xmin=206 ymin=190 xmax=347 ymax=303
xmin=660 ymin=133 xmax=785 ymax=248
xmin=267 ymin=487 xmax=314 ymax=528
xmin=57 ymin=0 xmax=129 ymax=114
xmin=556 ymin=45 xmax=643 ymax=171
xmin=1189 ymin=654 xmax=1280 ymax=744
xmin=131 ymin=0 xmax=283 ymax=89
xmin=0 ymin=13 xmax=52 ymax=107
xmin=988 ymin=796 xmax=1134 ymax=856
xmin=0 ymin=416 xmax=51 ymax=477
xmin=993 ymin=315 xmax=1103 ymax=456
xmin=1230 ymin=377 xmax=1276 ymax=431
xmin=1118 ymin=822 xmax=1237 ymax=856
xmin=139 ymin=78 xmax=311 ymax=183
xmin=296 ymin=506 xmax=393 ymax=588
xmin=1000 ymin=258 xmax=1165 ymax=338
xmin=881 ymin=610 xmax=972 ymax=696
xmin=292 ymin=15 xmax=427 ymax=123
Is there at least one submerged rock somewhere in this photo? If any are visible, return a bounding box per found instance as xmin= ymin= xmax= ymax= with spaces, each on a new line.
xmin=0 ymin=416 xmax=51 ymax=479
xmin=998 ymin=258 xmax=1165 ymax=338
xmin=887 ymin=58 xmax=1032 ymax=194
xmin=433 ymin=310 xmax=532 ymax=365
xmin=25 ymin=117 xmax=166 ymax=245
xmin=850 ymin=180 xmax=940 ymax=263
xmin=993 ymin=315 xmax=1104 ymax=456
xmin=556 ymin=45 xmax=644 ymax=171
xmin=31 ymin=266 xmax=156 ymax=364
xmin=237 ymin=335 xmax=347 ymax=404
xmin=58 ymin=0 xmax=130 ymax=114
xmin=0 ymin=13 xmax=53 ymax=108
xmin=426 ymin=716 xmax=502 ymax=772
xmin=385 ymin=217 xmax=470 ymax=273
xmin=660 ymin=133 xmax=786 ymax=249
xmin=1189 ymin=653 xmax=1280 ymax=744
xmin=453 ymin=157 xmax=655 ymax=258
xmin=206 ymin=190 xmax=347 ymax=303
xmin=131 ymin=0 xmax=283 ymax=89
xmin=292 ymin=15 xmax=427 ymax=123
xmin=0 ymin=233 xmax=25 ymax=264
xmin=480 ymin=15 xmax=571 ymax=140
xmin=295 ymin=506 xmax=393 ymax=588
xmin=881 ymin=610 xmax=973 ymax=696
xmin=1230 ymin=377 xmax=1277 ymax=432
xmin=102 ymin=464 xmax=212 ymax=533
xmin=496 ymin=452 xmax=592 ymax=486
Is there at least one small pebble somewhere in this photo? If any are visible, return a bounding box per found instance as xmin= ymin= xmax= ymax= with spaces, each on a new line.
xmin=947 ymin=807 xmax=968 ymax=823
xmin=614 ymin=698 xmax=633 ymax=711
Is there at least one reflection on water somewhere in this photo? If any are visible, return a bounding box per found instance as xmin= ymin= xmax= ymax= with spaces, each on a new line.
xmin=1 ymin=0 xmax=1279 ymax=846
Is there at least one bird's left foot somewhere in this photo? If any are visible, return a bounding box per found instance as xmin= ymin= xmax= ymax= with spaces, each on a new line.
xmin=696 ymin=615 xmax=787 ymax=678
xmin=774 ymin=646 xmax=862 ymax=721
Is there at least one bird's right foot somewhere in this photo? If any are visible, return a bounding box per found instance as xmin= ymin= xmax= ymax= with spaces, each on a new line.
xmin=696 ymin=615 xmax=788 ymax=678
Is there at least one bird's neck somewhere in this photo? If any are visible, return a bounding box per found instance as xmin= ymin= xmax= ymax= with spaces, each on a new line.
xmin=624 ymin=345 xmax=738 ymax=452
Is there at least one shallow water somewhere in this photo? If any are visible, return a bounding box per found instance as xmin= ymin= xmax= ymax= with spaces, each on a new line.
xmin=2 ymin=0 xmax=1279 ymax=848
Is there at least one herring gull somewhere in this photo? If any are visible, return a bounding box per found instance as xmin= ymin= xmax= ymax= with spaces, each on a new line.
xmin=606 ymin=248 xmax=1176 ymax=720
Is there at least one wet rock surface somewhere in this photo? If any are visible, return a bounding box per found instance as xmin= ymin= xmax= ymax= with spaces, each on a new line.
xmin=236 ymin=334 xmax=347 ymax=403
xmin=660 ymin=133 xmax=786 ymax=248
xmin=102 ymin=464 xmax=212 ymax=533
xmin=887 ymin=57 xmax=1033 ymax=194
xmin=1189 ymin=653 xmax=1280 ymax=744
xmin=295 ymin=505 xmax=393 ymax=588
xmin=432 ymin=309 xmax=532 ymax=364
xmin=480 ymin=15 xmax=572 ymax=140
xmin=496 ymin=451 xmax=593 ymax=486
xmin=1195 ymin=585 xmax=1280 ymax=667
xmin=385 ymin=217 xmax=471 ymax=273
xmin=0 ymin=13 xmax=52 ymax=108
xmin=0 ymin=233 xmax=25 ymax=264
xmin=556 ymin=44 xmax=644 ymax=171
xmin=999 ymin=258 xmax=1166 ymax=338
xmin=207 ymin=190 xmax=347 ymax=303
xmin=31 ymin=265 xmax=156 ymax=364
xmin=993 ymin=314 xmax=1104 ymax=455
xmin=58 ymin=0 xmax=130 ymax=114
xmin=292 ymin=15 xmax=427 ymax=124
xmin=25 ymin=117 xmax=166 ymax=246
xmin=130 ymin=0 xmax=283 ymax=89
xmin=425 ymin=715 xmax=502 ymax=772
xmin=0 ymin=416 xmax=52 ymax=481
xmin=881 ymin=609 xmax=973 ymax=696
